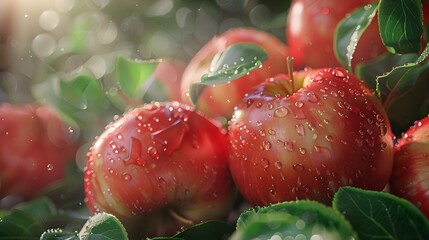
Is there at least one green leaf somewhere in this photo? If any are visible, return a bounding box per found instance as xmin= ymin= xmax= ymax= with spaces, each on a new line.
xmin=13 ymin=197 xmax=57 ymax=221
xmin=236 ymin=200 xmax=357 ymax=240
xmin=116 ymin=56 xmax=160 ymax=102
xmin=189 ymin=43 xmax=268 ymax=104
xmin=188 ymin=83 xmax=207 ymax=105
xmin=149 ymin=221 xmax=234 ymax=240
xmin=40 ymin=229 xmax=79 ymax=240
xmin=0 ymin=209 xmax=45 ymax=240
xmin=78 ymin=212 xmax=128 ymax=240
xmin=334 ymin=2 xmax=379 ymax=72
xmin=376 ymin=60 xmax=429 ymax=134
xmin=333 ymin=187 xmax=429 ymax=240
xmin=378 ymin=0 xmax=423 ymax=54
xmin=416 ymin=41 xmax=429 ymax=63
xmin=32 ymin=74 xmax=110 ymax=140
xmin=355 ymin=52 xmax=418 ymax=90
xmin=200 ymin=43 xmax=267 ymax=85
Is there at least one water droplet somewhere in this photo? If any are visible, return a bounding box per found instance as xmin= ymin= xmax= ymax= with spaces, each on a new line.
xmin=295 ymin=124 xmax=305 ymax=136
xmin=325 ymin=135 xmax=333 ymax=142
xmin=274 ymin=106 xmax=288 ymax=117
xmin=261 ymin=158 xmax=270 ymax=169
xmin=158 ymin=177 xmax=166 ymax=185
xmin=268 ymin=129 xmax=276 ymax=135
xmin=256 ymin=121 xmax=262 ymax=127
xmin=299 ymin=147 xmax=306 ymax=154
xmin=274 ymin=161 xmax=283 ymax=169
xmin=261 ymin=141 xmax=272 ymax=151
xmin=328 ymin=80 xmax=337 ymax=88
xmin=147 ymin=146 xmax=159 ymax=160
xmin=295 ymin=101 xmax=304 ymax=108
xmin=307 ymin=92 xmax=318 ymax=103
xmin=47 ymin=164 xmax=54 ymax=171
xmin=122 ymin=173 xmax=132 ymax=181
xmin=293 ymin=163 xmax=304 ymax=172
xmin=379 ymin=123 xmax=388 ymax=136
xmin=332 ymin=68 xmax=345 ymax=78
xmin=246 ymin=99 xmax=254 ymax=107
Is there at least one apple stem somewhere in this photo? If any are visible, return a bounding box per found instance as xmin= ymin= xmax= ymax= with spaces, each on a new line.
xmin=168 ymin=209 xmax=194 ymax=226
xmin=287 ymin=57 xmax=295 ymax=92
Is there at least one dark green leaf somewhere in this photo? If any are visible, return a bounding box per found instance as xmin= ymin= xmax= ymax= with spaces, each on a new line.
xmin=416 ymin=42 xmax=429 ymax=63
xmin=376 ymin=60 xmax=429 ymax=134
xmin=149 ymin=221 xmax=234 ymax=240
xmin=175 ymin=220 xmax=234 ymax=240
xmin=188 ymin=83 xmax=207 ymax=105
xmin=40 ymin=229 xmax=79 ymax=240
xmin=0 ymin=209 xmax=44 ymax=240
xmin=333 ymin=187 xmax=429 ymax=240
xmin=334 ymin=2 xmax=378 ymax=71
xmin=13 ymin=197 xmax=57 ymax=221
xmin=378 ymin=0 xmax=423 ymax=54
xmin=188 ymin=43 xmax=268 ymax=104
xmin=116 ymin=56 xmax=160 ymax=101
xmin=356 ymin=52 xmax=418 ymax=90
xmin=32 ymin=74 xmax=110 ymax=141
xmin=78 ymin=212 xmax=128 ymax=240
xmin=200 ymin=43 xmax=268 ymax=85
xmin=236 ymin=200 xmax=357 ymax=240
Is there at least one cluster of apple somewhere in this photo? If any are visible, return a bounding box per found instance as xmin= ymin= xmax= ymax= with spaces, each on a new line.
xmin=82 ymin=0 xmax=429 ymax=239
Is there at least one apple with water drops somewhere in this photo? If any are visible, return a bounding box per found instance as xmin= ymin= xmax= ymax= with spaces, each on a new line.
xmin=180 ymin=27 xmax=290 ymax=121
xmin=390 ymin=116 xmax=429 ymax=219
xmin=228 ymin=67 xmax=394 ymax=206
xmin=286 ymin=0 xmax=385 ymax=69
xmin=84 ymin=101 xmax=236 ymax=239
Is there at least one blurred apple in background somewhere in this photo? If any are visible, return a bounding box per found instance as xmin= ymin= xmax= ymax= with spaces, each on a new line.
xmin=180 ymin=27 xmax=290 ymax=121
xmin=0 ymin=103 xmax=78 ymax=200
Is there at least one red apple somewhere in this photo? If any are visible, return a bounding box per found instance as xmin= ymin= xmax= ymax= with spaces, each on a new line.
xmin=286 ymin=0 xmax=385 ymax=69
xmin=180 ymin=27 xmax=290 ymax=121
xmin=390 ymin=116 xmax=429 ymax=219
xmin=0 ymin=103 xmax=77 ymax=200
xmin=143 ymin=59 xmax=186 ymax=103
xmin=84 ymin=102 xmax=236 ymax=238
xmin=228 ymin=67 xmax=394 ymax=206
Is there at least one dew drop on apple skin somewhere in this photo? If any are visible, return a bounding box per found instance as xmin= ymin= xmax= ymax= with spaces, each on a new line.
xmin=295 ymin=124 xmax=305 ymax=136
xmin=274 ymin=106 xmax=288 ymax=117
xmin=122 ymin=173 xmax=132 ymax=181
xmin=293 ymin=163 xmax=304 ymax=172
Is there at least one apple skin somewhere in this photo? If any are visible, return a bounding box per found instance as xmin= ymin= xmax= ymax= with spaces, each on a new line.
xmin=84 ymin=102 xmax=236 ymax=238
xmin=228 ymin=67 xmax=394 ymax=206
xmin=286 ymin=0 xmax=385 ymax=69
xmin=180 ymin=27 xmax=290 ymax=121
xmin=143 ymin=59 xmax=186 ymax=103
xmin=390 ymin=116 xmax=429 ymax=219
xmin=0 ymin=104 xmax=77 ymax=200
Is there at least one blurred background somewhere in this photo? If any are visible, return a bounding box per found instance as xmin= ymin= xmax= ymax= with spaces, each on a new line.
xmin=0 ymin=0 xmax=290 ymax=103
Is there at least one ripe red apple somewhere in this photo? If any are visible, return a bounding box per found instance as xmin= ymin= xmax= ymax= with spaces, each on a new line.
xmin=286 ymin=0 xmax=385 ymax=69
xmin=180 ymin=27 xmax=290 ymax=121
xmin=0 ymin=103 xmax=77 ymax=200
xmin=84 ymin=102 xmax=236 ymax=238
xmin=390 ymin=116 xmax=429 ymax=219
xmin=228 ymin=67 xmax=394 ymax=206
xmin=143 ymin=59 xmax=186 ymax=103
